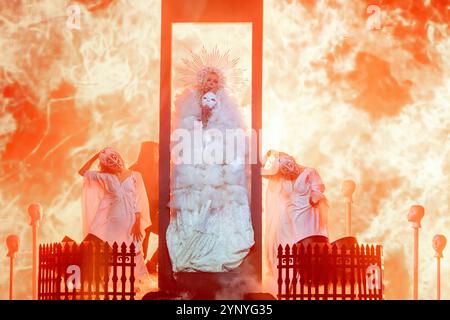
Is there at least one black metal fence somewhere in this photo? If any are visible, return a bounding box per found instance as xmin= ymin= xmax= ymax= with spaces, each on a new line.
xmin=277 ymin=243 xmax=383 ymax=300
xmin=38 ymin=241 xmax=136 ymax=300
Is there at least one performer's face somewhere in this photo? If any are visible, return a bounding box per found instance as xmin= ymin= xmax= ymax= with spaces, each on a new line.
xmin=203 ymin=72 xmax=219 ymax=92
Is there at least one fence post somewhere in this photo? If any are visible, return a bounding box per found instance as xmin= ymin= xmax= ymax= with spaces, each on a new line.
xmin=38 ymin=245 xmax=42 ymax=300
xmin=86 ymin=241 xmax=93 ymax=300
xmin=72 ymin=243 xmax=78 ymax=300
xmin=354 ymin=244 xmax=362 ymax=299
xmin=284 ymin=244 xmax=291 ymax=300
xmin=341 ymin=245 xmax=347 ymax=299
xmin=112 ymin=242 xmax=119 ymax=300
xmin=121 ymin=242 xmax=127 ymax=300
xmin=367 ymin=244 xmax=374 ymax=299
xmin=129 ymin=243 xmax=136 ymax=300
xmin=361 ymin=245 xmax=368 ymax=300
xmin=46 ymin=243 xmax=50 ymax=300
xmin=376 ymin=245 xmax=383 ymax=300
xmin=298 ymin=244 xmax=305 ymax=300
xmin=292 ymin=244 xmax=298 ymax=299
xmin=277 ymin=244 xmax=283 ymax=300
xmin=313 ymin=244 xmax=320 ymax=300
xmin=104 ymin=242 xmax=110 ymax=300
xmin=322 ymin=244 xmax=329 ymax=300
xmin=331 ymin=244 xmax=337 ymax=300
xmin=63 ymin=242 xmax=69 ymax=300
xmin=306 ymin=244 xmax=312 ymax=300
xmin=55 ymin=243 xmax=62 ymax=300
xmin=50 ymin=243 xmax=55 ymax=300
xmin=94 ymin=240 xmax=100 ymax=300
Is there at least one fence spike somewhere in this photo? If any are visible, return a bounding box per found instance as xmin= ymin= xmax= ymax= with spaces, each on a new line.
xmin=313 ymin=243 xmax=320 ymax=253
xmin=284 ymin=244 xmax=291 ymax=254
xmin=277 ymin=244 xmax=283 ymax=258
xmin=360 ymin=245 xmax=365 ymax=255
xmin=331 ymin=244 xmax=338 ymax=254
xmin=376 ymin=245 xmax=382 ymax=256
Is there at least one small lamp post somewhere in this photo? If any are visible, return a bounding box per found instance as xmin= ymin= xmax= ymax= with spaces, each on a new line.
xmin=28 ymin=203 xmax=43 ymax=300
xmin=341 ymin=180 xmax=356 ymax=236
xmin=407 ymin=205 xmax=424 ymax=300
xmin=432 ymin=234 xmax=446 ymax=300
xmin=6 ymin=234 xmax=20 ymax=300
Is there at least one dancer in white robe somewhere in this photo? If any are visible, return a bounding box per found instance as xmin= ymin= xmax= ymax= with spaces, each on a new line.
xmin=79 ymin=147 xmax=151 ymax=282
xmin=262 ymin=150 xmax=329 ymax=291
xmin=167 ymin=49 xmax=254 ymax=273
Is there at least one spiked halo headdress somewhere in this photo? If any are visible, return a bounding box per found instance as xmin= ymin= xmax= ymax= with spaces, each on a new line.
xmin=175 ymin=46 xmax=246 ymax=94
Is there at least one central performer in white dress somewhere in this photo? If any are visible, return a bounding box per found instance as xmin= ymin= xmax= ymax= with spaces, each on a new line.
xmin=167 ymin=48 xmax=255 ymax=272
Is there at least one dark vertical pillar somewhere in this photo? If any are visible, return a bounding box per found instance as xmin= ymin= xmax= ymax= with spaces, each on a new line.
xmin=158 ymin=0 xmax=173 ymax=292
xmin=250 ymin=2 xmax=263 ymax=284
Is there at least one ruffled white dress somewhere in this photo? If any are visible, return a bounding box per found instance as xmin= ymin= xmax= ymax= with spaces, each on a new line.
xmin=167 ymin=88 xmax=255 ymax=272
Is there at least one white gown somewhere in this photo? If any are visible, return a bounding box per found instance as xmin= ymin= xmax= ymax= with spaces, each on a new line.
xmin=81 ymin=170 xmax=150 ymax=279
xmin=264 ymin=167 xmax=328 ymax=289
xmin=167 ymin=88 xmax=255 ymax=272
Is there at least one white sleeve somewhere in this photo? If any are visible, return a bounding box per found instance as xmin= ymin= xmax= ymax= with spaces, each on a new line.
xmin=133 ymin=172 xmax=151 ymax=231
xmin=309 ymin=169 xmax=325 ymax=193
xmin=84 ymin=170 xmax=109 ymax=190
xmin=81 ymin=172 xmax=105 ymax=238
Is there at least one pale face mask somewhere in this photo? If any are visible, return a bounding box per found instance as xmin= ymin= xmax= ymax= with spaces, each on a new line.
xmin=99 ymin=147 xmax=125 ymax=172
xmin=201 ymin=91 xmax=218 ymax=108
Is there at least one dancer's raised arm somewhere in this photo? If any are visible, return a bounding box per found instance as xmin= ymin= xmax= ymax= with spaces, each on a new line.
xmin=78 ymin=152 xmax=99 ymax=176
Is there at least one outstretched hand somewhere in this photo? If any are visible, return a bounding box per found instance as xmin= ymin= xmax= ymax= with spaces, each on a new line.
xmin=309 ymin=192 xmax=322 ymax=208
xmin=131 ymin=220 xmax=142 ymax=242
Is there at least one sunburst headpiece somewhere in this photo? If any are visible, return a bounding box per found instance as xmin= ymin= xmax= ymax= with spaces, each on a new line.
xmin=176 ymin=46 xmax=245 ymax=93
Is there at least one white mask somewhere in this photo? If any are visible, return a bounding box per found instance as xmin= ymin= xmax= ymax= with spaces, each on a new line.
xmin=201 ymin=91 xmax=218 ymax=108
